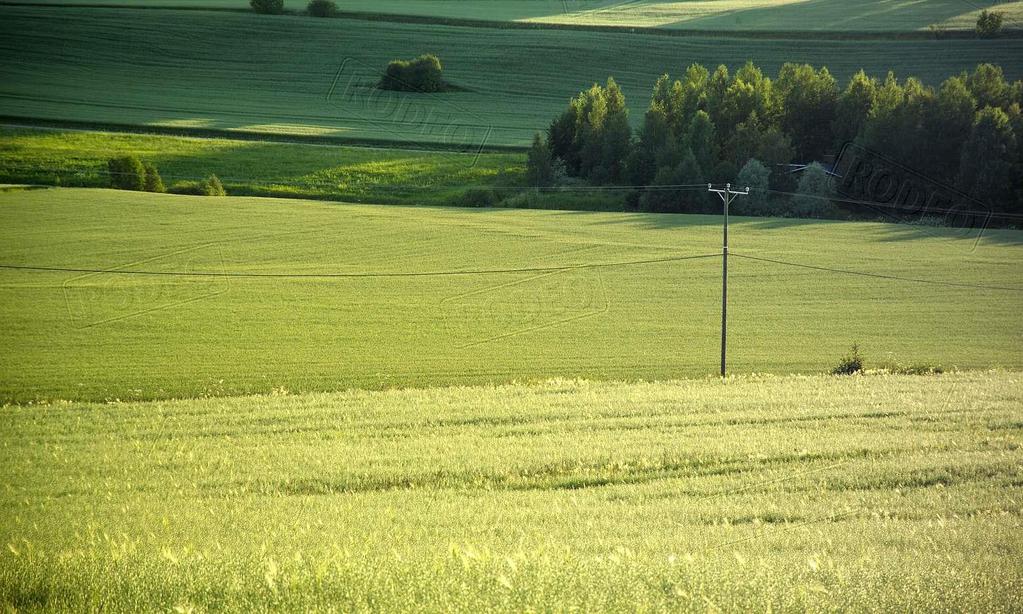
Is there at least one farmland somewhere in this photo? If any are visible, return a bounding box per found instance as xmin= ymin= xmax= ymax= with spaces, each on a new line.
xmin=2 ymin=371 xmax=1022 ymax=610
xmin=2 ymin=0 xmax=1023 ymax=610
xmin=2 ymin=6 xmax=1023 ymax=147
xmin=1 ymin=188 xmax=1021 ymax=404
xmin=0 ymin=127 xmax=525 ymax=206
xmin=4 ymin=0 xmax=1023 ymax=31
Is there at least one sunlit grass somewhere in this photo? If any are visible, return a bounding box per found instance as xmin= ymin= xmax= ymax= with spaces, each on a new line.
xmin=1 ymin=188 xmax=1021 ymax=403
xmin=1 ymin=371 xmax=1021 ymax=610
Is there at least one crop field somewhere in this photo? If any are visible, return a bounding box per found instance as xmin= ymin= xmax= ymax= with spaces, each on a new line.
xmin=0 ymin=127 xmax=524 ymax=206
xmin=1 ymin=371 xmax=1022 ymax=610
xmin=1 ymin=187 xmax=1021 ymax=403
xmin=5 ymin=0 xmax=1023 ymax=31
xmin=2 ymin=7 xmax=1023 ymax=147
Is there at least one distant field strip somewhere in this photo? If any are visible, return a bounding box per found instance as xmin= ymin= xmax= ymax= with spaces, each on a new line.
xmin=1 ymin=188 xmax=1021 ymax=403
xmin=3 ymin=0 xmax=1021 ymax=31
xmin=2 ymin=7 xmax=1022 ymax=147
xmin=0 ymin=127 xmax=525 ymax=206
xmin=1 ymin=372 xmax=1021 ymax=610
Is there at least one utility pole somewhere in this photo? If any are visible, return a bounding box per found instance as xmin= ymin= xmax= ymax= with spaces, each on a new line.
xmin=708 ymin=183 xmax=749 ymax=377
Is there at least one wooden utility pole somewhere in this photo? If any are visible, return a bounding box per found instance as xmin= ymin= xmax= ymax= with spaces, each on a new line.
xmin=708 ymin=183 xmax=750 ymax=377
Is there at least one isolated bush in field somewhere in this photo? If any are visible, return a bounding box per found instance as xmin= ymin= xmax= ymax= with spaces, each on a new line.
xmin=976 ymin=10 xmax=1004 ymax=38
xmin=380 ymin=55 xmax=445 ymax=93
xmin=143 ymin=162 xmax=165 ymax=193
xmin=791 ymin=162 xmax=837 ymax=218
xmin=168 ymin=180 xmax=201 ymax=195
xmin=461 ymin=187 xmax=496 ymax=207
xmin=734 ymin=158 xmax=771 ymax=215
xmin=307 ymin=0 xmax=337 ymax=17
xmin=832 ymin=344 xmax=864 ymax=375
xmin=107 ymin=156 xmax=145 ymax=191
xmin=251 ymin=0 xmax=284 ymax=13
xmin=201 ymin=174 xmax=226 ymax=196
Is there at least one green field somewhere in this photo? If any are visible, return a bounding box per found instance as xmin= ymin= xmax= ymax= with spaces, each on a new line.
xmin=1 ymin=188 xmax=1021 ymax=403
xmin=0 ymin=127 xmax=525 ymax=206
xmin=4 ymin=0 xmax=1022 ymax=31
xmin=2 ymin=6 xmax=1022 ymax=147
xmin=2 ymin=371 xmax=1021 ymax=610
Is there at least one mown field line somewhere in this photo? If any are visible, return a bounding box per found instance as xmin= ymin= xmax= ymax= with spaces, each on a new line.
xmin=0 ymin=116 xmax=530 ymax=154
xmin=2 ymin=1 xmax=1020 ymax=40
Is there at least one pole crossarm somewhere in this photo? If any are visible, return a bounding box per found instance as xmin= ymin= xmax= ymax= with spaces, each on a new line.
xmin=706 ymin=183 xmax=750 ymax=378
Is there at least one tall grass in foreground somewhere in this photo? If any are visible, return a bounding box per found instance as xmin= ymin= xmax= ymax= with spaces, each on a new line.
xmin=1 ymin=372 xmax=1021 ymax=610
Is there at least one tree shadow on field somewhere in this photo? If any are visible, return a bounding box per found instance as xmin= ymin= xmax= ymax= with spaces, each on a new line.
xmin=675 ymin=0 xmax=1009 ymax=31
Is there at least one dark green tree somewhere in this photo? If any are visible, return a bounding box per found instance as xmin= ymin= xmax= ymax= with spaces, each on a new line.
xmin=734 ymin=158 xmax=773 ymax=215
xmin=525 ymin=133 xmax=555 ymax=188
xmin=957 ymin=106 xmax=1018 ymax=211
xmin=966 ymin=63 xmax=1010 ymax=110
xmin=307 ymin=0 xmax=337 ymax=16
xmin=776 ymin=63 xmax=838 ymax=160
xmin=107 ymin=156 xmax=145 ymax=191
xmin=923 ymin=76 xmax=976 ymax=176
xmin=832 ymin=70 xmax=878 ymax=146
xmin=684 ymin=110 xmax=718 ymax=174
xmin=791 ymin=162 xmax=837 ymax=218
xmin=976 ymin=10 xmax=1005 ymax=38
xmin=250 ymin=0 xmax=284 ymax=14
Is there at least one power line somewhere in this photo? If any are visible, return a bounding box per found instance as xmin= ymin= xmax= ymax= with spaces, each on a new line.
xmin=0 ymin=252 xmax=721 ymax=280
xmin=763 ymin=188 xmax=1023 ymax=221
xmin=731 ymin=252 xmax=1023 ymax=293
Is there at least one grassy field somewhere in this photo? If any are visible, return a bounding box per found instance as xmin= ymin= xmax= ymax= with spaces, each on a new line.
xmin=0 ymin=187 xmax=1021 ymax=403
xmin=0 ymin=127 xmax=526 ymax=206
xmin=1 ymin=371 xmax=1021 ymax=610
xmin=2 ymin=7 xmax=1022 ymax=147
xmin=4 ymin=0 xmax=1022 ymax=31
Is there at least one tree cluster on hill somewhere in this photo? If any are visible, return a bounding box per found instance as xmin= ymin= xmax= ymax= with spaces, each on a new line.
xmin=379 ymin=55 xmax=447 ymax=93
xmin=527 ymin=62 xmax=1023 ymax=220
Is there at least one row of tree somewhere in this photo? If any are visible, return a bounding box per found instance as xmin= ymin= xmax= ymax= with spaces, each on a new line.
xmin=527 ymin=62 xmax=1023 ymax=219
xmin=107 ymin=156 xmax=226 ymax=196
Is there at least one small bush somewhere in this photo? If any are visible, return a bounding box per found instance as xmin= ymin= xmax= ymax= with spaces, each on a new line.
xmin=307 ymin=0 xmax=337 ymax=17
xmin=168 ymin=175 xmax=226 ymax=196
xmin=460 ymin=187 xmax=496 ymax=208
xmin=832 ymin=344 xmax=864 ymax=375
xmin=143 ymin=162 xmax=165 ymax=193
xmin=380 ymin=55 xmax=445 ymax=93
xmin=250 ymin=0 xmax=284 ymax=14
xmin=976 ymin=10 xmax=1004 ymax=38
xmin=202 ymin=174 xmax=226 ymax=196
xmin=107 ymin=156 xmax=145 ymax=191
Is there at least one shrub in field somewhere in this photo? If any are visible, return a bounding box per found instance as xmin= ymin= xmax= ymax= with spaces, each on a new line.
xmin=107 ymin=156 xmax=145 ymax=191
xmin=379 ymin=55 xmax=445 ymax=93
xmin=168 ymin=180 xmax=201 ymax=195
xmin=143 ymin=162 xmax=165 ymax=193
xmin=307 ymin=0 xmax=337 ymax=17
xmin=250 ymin=0 xmax=284 ymax=14
xmin=460 ymin=187 xmax=496 ymax=207
xmin=832 ymin=344 xmax=864 ymax=375
xmin=201 ymin=174 xmax=226 ymax=196
xmin=976 ymin=10 xmax=1004 ymax=38
xmin=168 ymin=175 xmax=226 ymax=196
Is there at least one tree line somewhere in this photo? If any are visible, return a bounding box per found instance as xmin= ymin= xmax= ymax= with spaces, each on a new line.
xmin=526 ymin=62 xmax=1023 ymax=220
